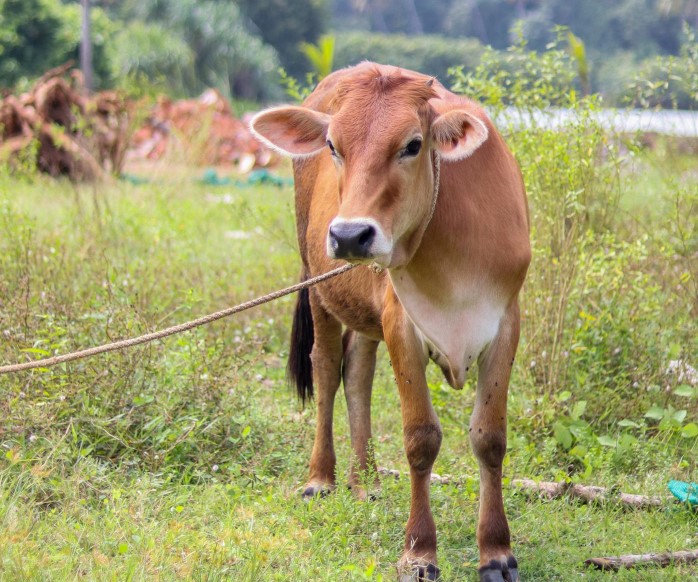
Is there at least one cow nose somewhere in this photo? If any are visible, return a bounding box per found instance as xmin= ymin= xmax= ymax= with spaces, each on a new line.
xmin=328 ymin=222 xmax=376 ymax=259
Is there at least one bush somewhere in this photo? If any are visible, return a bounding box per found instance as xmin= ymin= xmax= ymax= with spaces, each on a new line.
xmin=333 ymin=31 xmax=484 ymax=82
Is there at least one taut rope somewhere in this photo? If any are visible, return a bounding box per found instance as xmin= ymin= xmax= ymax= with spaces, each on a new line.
xmin=0 ymin=263 xmax=357 ymax=374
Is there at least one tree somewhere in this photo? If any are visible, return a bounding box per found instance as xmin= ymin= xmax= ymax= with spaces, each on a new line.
xmin=0 ymin=0 xmax=113 ymax=88
xmin=114 ymin=0 xmax=281 ymax=99
xmin=234 ymin=0 xmax=328 ymax=77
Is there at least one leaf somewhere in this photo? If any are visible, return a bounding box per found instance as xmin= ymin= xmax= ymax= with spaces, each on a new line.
xmin=597 ymin=435 xmax=616 ymax=447
xmin=672 ymin=409 xmax=687 ymax=423
xmin=117 ymin=543 xmax=128 ymax=554
xmin=241 ymin=425 xmax=251 ymax=438
xmin=554 ymin=421 xmax=573 ymax=450
xmin=681 ymin=423 xmax=698 ymax=438
xmin=644 ymin=405 xmax=665 ymax=420
xmin=674 ymin=384 xmax=695 ymax=398
xmin=558 ymin=390 xmax=572 ymax=402
xmin=571 ymin=400 xmax=587 ymax=420
xmin=618 ymin=419 xmax=641 ymax=428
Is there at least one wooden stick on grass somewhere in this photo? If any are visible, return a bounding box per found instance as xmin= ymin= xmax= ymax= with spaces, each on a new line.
xmin=585 ymin=549 xmax=698 ymax=571
xmin=512 ymin=479 xmax=670 ymax=508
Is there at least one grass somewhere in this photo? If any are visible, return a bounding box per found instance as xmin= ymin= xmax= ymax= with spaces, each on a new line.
xmin=0 ymin=147 xmax=697 ymax=582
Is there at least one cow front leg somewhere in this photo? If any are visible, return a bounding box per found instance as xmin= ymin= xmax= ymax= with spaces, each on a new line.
xmin=383 ymin=288 xmax=442 ymax=581
xmin=470 ymin=302 xmax=521 ymax=582
xmin=303 ymin=292 xmax=343 ymax=498
xmin=342 ymin=330 xmax=380 ymax=500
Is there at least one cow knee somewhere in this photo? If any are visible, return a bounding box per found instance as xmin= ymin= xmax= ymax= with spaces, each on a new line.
xmin=404 ymin=424 xmax=442 ymax=473
xmin=469 ymin=427 xmax=506 ymax=470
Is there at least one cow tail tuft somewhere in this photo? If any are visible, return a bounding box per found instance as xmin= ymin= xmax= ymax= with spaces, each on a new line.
xmin=288 ymin=271 xmax=314 ymax=405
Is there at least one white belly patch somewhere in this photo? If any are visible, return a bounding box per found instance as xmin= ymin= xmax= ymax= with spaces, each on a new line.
xmin=389 ymin=273 xmax=505 ymax=389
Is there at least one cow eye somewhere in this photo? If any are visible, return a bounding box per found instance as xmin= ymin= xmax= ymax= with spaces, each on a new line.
xmin=327 ymin=139 xmax=337 ymax=156
xmin=401 ymin=139 xmax=422 ymax=158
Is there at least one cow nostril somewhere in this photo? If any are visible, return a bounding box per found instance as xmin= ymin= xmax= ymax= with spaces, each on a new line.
xmin=358 ymin=226 xmax=375 ymax=248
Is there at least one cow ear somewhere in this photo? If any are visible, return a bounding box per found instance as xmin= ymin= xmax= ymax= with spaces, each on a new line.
xmin=249 ymin=106 xmax=330 ymax=158
xmin=431 ymin=109 xmax=488 ymax=161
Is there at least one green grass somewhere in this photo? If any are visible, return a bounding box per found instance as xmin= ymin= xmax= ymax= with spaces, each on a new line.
xmin=0 ymin=156 xmax=697 ymax=581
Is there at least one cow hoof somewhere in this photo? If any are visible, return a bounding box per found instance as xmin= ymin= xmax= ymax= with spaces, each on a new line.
xmin=348 ymin=484 xmax=381 ymax=501
xmin=301 ymin=482 xmax=334 ymax=500
xmin=478 ymin=556 xmax=519 ymax=582
xmin=397 ymin=560 xmax=440 ymax=581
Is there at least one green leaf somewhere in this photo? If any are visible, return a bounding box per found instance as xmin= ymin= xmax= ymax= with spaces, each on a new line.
xmin=597 ymin=435 xmax=616 ymax=447
xmin=117 ymin=543 xmax=128 ymax=554
xmin=674 ymin=384 xmax=695 ymax=398
xmin=241 ymin=425 xmax=251 ymax=438
xmin=618 ymin=419 xmax=641 ymax=428
xmin=554 ymin=422 xmax=573 ymax=450
xmin=558 ymin=391 xmax=572 ymax=402
xmin=571 ymin=400 xmax=587 ymax=420
xmin=672 ymin=410 xmax=687 ymax=423
xmin=681 ymin=423 xmax=698 ymax=438
xmin=644 ymin=406 xmax=665 ymax=420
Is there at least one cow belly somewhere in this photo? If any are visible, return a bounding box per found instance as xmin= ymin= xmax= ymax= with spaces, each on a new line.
xmin=389 ymin=275 xmax=506 ymax=389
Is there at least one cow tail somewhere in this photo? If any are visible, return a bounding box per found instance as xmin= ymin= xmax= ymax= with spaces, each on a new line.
xmin=288 ymin=270 xmax=314 ymax=404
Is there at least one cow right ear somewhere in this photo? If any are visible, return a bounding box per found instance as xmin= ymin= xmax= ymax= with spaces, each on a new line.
xmin=249 ymin=106 xmax=331 ymax=158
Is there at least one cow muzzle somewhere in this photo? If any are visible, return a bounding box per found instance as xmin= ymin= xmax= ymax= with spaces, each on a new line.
xmin=326 ymin=218 xmax=392 ymax=263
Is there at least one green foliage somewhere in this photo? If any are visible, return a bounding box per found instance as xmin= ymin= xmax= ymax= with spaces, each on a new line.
xmin=111 ymin=21 xmax=194 ymax=98
xmin=334 ymin=31 xmax=484 ymax=84
xmin=115 ymin=0 xmax=281 ymax=100
xmin=300 ymin=34 xmax=335 ymax=80
xmin=277 ymin=68 xmax=317 ymax=103
xmin=234 ymin=0 xmax=328 ymax=78
xmin=450 ymin=27 xmax=581 ymax=109
xmin=0 ymin=0 xmax=114 ymax=89
xmin=624 ymin=24 xmax=698 ymax=109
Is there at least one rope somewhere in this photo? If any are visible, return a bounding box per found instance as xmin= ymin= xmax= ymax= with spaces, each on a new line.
xmin=0 ymin=263 xmax=357 ymax=375
xmin=1 ymin=150 xmax=442 ymax=375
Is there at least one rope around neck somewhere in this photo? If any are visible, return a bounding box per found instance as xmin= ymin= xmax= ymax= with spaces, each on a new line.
xmin=0 ymin=263 xmax=357 ymax=375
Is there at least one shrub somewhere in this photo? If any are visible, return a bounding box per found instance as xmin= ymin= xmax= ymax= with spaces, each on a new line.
xmin=333 ymin=31 xmax=484 ymax=82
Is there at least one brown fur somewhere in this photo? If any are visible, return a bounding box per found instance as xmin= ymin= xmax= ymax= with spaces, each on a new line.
xmin=250 ymin=62 xmax=531 ymax=578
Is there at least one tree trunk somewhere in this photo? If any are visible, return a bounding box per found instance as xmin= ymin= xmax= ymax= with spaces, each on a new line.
xmin=80 ymin=0 xmax=93 ymax=94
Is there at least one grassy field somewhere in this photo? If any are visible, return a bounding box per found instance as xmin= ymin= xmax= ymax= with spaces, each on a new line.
xmin=0 ymin=126 xmax=697 ymax=582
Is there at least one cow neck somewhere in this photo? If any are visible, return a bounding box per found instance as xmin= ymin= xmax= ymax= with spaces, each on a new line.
xmin=369 ymin=150 xmax=440 ymax=274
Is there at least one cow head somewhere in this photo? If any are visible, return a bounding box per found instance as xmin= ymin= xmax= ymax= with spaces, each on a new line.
xmin=250 ymin=69 xmax=488 ymax=268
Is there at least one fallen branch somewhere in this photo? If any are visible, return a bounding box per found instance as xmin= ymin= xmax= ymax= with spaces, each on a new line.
xmin=585 ymin=549 xmax=698 ymax=571
xmin=513 ymin=479 xmax=669 ymax=508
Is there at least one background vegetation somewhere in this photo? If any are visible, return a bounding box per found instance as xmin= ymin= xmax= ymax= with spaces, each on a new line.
xmin=1 ymin=0 xmax=697 ymax=106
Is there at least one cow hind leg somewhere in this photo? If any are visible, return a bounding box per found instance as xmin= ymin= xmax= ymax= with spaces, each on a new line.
xmin=470 ymin=301 xmax=521 ymax=582
xmin=302 ymin=289 xmax=343 ymax=498
xmin=342 ymin=330 xmax=379 ymax=500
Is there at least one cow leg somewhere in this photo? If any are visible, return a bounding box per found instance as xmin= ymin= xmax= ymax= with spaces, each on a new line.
xmin=383 ymin=288 xmax=442 ymax=581
xmin=342 ymin=330 xmax=380 ymax=500
xmin=470 ymin=302 xmax=520 ymax=582
xmin=303 ymin=292 xmax=343 ymax=498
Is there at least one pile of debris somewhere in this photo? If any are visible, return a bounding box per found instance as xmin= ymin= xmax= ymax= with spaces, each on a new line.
xmin=0 ymin=63 xmax=134 ymax=181
xmin=129 ymin=89 xmax=277 ymax=172
xmin=0 ymin=65 xmax=278 ymax=180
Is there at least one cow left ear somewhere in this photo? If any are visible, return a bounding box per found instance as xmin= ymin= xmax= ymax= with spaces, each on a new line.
xmin=431 ymin=109 xmax=488 ymax=161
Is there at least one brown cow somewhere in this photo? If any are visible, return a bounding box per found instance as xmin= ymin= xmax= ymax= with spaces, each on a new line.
xmin=250 ymin=63 xmax=530 ymax=582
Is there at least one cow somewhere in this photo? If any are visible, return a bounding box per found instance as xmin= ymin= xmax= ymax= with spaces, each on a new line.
xmin=250 ymin=63 xmax=530 ymax=582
